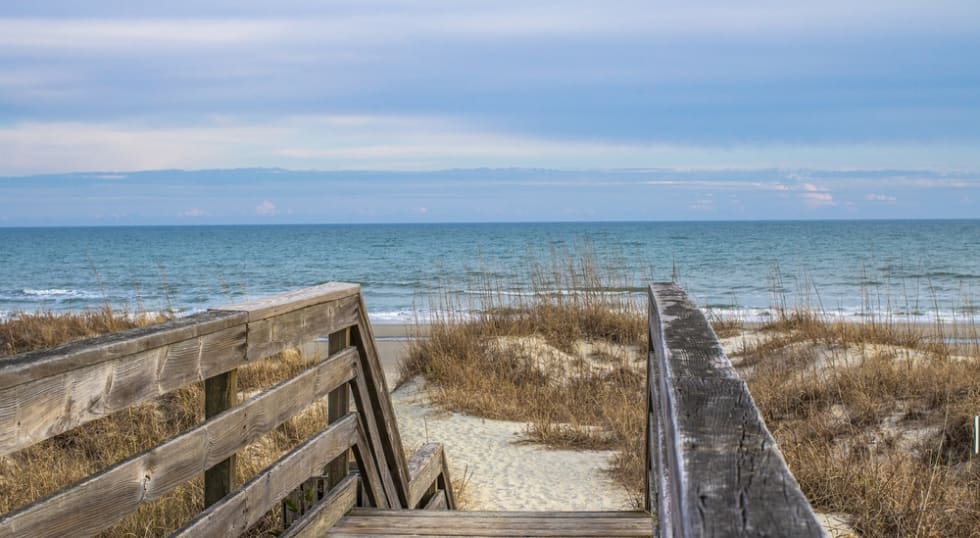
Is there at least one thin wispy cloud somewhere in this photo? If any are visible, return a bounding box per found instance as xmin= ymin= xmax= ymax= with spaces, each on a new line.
xmin=1 ymin=168 xmax=976 ymax=225
xmin=255 ymin=200 xmax=279 ymax=216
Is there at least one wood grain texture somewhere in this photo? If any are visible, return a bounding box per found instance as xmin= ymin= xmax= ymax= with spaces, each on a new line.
xmin=281 ymin=475 xmax=358 ymax=538
xmin=334 ymin=511 xmax=650 ymax=519
xmin=406 ymin=443 xmax=444 ymax=509
xmin=0 ymin=348 xmax=357 ymax=538
xmin=648 ymin=283 xmax=822 ymax=538
xmin=215 ymin=282 xmax=361 ymax=322
xmin=351 ymin=304 xmax=411 ymax=506
xmin=232 ymin=294 xmax=359 ymax=362
xmin=0 ymin=323 xmax=246 ymax=457
xmin=0 ymin=311 xmax=245 ymax=390
xmin=174 ymin=414 xmax=359 ymax=537
xmin=327 ymin=509 xmax=652 ymax=537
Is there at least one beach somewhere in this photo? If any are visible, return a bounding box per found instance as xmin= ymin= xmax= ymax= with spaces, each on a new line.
xmin=371 ymin=316 xmax=976 ymax=536
xmin=371 ymin=323 xmax=635 ymax=511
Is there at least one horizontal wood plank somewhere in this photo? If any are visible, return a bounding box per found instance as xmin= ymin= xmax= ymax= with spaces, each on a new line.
xmin=328 ymin=510 xmax=652 ymax=537
xmin=228 ymin=294 xmax=359 ymax=362
xmin=0 ymin=311 xmax=245 ymax=391
xmin=0 ymin=348 xmax=357 ymax=538
xmin=339 ymin=511 xmax=650 ymax=519
xmin=215 ymin=282 xmax=361 ymax=322
xmin=0 ymin=322 xmax=246 ymax=457
xmin=174 ymin=413 xmax=359 ymax=537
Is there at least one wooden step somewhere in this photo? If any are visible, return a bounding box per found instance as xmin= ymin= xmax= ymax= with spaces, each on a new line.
xmin=327 ymin=509 xmax=652 ymax=537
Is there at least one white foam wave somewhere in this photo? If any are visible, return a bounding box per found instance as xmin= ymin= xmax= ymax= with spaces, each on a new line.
xmin=704 ymin=306 xmax=980 ymax=325
xmin=369 ymin=310 xmax=419 ymax=324
xmin=23 ymin=288 xmax=72 ymax=296
xmin=20 ymin=288 xmax=101 ymax=299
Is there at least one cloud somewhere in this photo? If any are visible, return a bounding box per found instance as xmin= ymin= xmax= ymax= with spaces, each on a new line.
xmin=865 ymin=193 xmax=897 ymax=202
xmin=799 ymin=183 xmax=836 ymax=208
xmin=0 ymin=1 xmax=977 ymax=175
xmin=0 ymin=19 xmax=281 ymax=50
xmin=2 ymin=166 xmax=979 ymax=224
xmin=2 ymin=2 xmax=977 ymax=53
xmin=255 ymin=200 xmax=278 ymax=216
xmin=1 ymin=116 xmax=980 ymax=176
xmin=178 ymin=208 xmax=208 ymax=217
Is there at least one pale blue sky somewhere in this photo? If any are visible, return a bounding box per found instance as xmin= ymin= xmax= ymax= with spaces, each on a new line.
xmin=1 ymin=1 xmax=978 ymax=223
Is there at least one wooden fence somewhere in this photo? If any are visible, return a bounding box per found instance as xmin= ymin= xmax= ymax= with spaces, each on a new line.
xmin=0 ymin=283 xmax=453 ymax=538
xmin=645 ymin=283 xmax=823 ymax=537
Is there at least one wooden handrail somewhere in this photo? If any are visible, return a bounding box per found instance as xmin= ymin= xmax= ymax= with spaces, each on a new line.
xmin=0 ymin=310 xmax=247 ymax=457
xmin=406 ymin=442 xmax=455 ymax=510
xmin=646 ymin=283 xmax=822 ymax=537
xmin=0 ymin=282 xmax=452 ymax=538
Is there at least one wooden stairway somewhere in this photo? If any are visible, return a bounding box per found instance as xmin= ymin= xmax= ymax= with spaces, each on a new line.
xmin=327 ymin=509 xmax=653 ymax=537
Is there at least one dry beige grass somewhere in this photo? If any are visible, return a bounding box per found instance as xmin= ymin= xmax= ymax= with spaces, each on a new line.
xmin=405 ymin=254 xmax=980 ymax=535
xmin=0 ymin=312 xmax=327 ymax=537
xmin=732 ymin=311 xmax=980 ymax=537
xmin=402 ymin=249 xmax=650 ymax=505
xmin=0 ymin=306 xmax=163 ymax=355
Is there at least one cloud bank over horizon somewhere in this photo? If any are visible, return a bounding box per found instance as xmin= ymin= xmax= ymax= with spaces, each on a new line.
xmin=0 ymin=1 xmax=977 ymax=222
xmin=1 ymin=167 xmax=976 ymax=225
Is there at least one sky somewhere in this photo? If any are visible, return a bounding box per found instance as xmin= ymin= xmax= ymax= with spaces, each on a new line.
xmin=1 ymin=1 xmax=979 ymax=224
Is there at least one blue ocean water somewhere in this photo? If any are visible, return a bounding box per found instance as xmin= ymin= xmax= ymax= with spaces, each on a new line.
xmin=0 ymin=221 xmax=978 ymax=323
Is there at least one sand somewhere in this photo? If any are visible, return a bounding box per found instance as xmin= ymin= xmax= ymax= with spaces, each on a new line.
xmin=372 ymin=323 xmax=635 ymax=511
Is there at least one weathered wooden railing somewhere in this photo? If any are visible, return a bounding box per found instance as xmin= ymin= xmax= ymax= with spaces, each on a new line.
xmin=0 ymin=283 xmax=453 ymax=538
xmin=4 ymin=280 xmax=831 ymax=537
xmin=645 ymin=283 xmax=822 ymax=537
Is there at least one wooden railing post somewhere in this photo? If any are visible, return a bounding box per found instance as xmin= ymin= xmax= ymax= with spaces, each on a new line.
xmin=325 ymin=328 xmax=351 ymax=487
xmin=204 ymin=369 xmax=238 ymax=507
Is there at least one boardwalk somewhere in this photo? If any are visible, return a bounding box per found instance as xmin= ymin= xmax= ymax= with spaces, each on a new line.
xmin=0 ymin=282 xmax=821 ymax=537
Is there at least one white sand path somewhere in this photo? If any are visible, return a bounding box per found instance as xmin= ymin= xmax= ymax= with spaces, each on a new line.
xmin=391 ymin=378 xmax=636 ymax=511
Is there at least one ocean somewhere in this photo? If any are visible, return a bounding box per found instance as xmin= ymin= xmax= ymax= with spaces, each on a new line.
xmin=0 ymin=220 xmax=978 ymax=324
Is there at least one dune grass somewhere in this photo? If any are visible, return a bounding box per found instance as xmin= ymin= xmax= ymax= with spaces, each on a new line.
xmin=402 ymin=247 xmax=651 ymax=505
xmin=0 ymin=306 xmax=162 ymax=355
xmin=404 ymin=252 xmax=980 ymax=535
xmin=730 ymin=309 xmax=980 ymax=537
